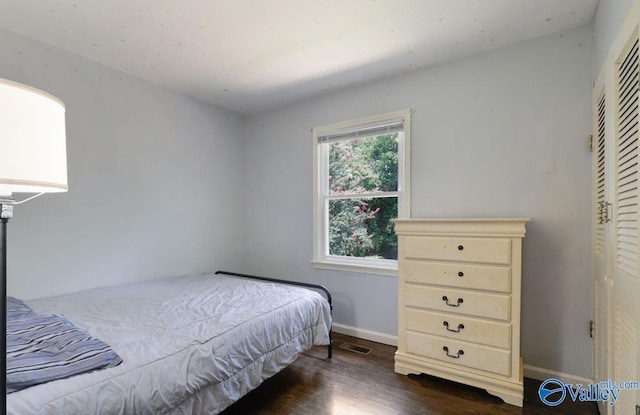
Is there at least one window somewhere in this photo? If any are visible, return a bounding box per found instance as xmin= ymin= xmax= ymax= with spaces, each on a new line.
xmin=312 ymin=109 xmax=411 ymax=275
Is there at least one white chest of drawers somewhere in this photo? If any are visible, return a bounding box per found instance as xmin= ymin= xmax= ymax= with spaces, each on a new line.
xmin=393 ymin=218 xmax=528 ymax=407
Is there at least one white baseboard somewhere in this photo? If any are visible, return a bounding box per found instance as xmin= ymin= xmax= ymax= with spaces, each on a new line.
xmin=331 ymin=325 xmax=592 ymax=387
xmin=524 ymin=364 xmax=593 ymax=386
xmin=332 ymin=323 xmax=398 ymax=346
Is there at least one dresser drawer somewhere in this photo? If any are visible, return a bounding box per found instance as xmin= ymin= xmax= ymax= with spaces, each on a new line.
xmin=405 ymin=285 xmax=510 ymax=321
xmin=404 ymin=236 xmax=511 ymax=265
xmin=406 ymin=309 xmax=511 ymax=349
xmin=404 ymin=260 xmax=511 ymax=293
xmin=406 ymin=332 xmax=511 ymax=376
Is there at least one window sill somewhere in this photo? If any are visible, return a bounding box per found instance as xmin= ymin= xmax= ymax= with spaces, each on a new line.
xmin=311 ymin=258 xmax=398 ymax=277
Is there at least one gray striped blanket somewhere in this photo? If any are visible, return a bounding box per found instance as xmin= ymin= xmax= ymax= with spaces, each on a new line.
xmin=7 ymin=304 xmax=122 ymax=393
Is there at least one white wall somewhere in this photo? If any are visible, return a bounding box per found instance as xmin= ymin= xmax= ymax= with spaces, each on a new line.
xmin=0 ymin=28 xmax=247 ymax=300
xmin=245 ymin=25 xmax=594 ymax=379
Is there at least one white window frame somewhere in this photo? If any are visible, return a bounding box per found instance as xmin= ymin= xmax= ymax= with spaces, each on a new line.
xmin=312 ymin=109 xmax=411 ymax=276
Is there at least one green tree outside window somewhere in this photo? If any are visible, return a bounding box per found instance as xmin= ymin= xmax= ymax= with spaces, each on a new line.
xmin=328 ymin=133 xmax=398 ymax=259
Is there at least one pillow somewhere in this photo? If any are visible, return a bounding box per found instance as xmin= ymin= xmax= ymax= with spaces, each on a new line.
xmin=6 ymin=297 xmax=37 ymax=320
xmin=7 ymin=314 xmax=123 ymax=393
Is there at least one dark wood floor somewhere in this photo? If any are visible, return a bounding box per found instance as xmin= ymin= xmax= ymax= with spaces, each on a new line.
xmin=221 ymin=332 xmax=599 ymax=415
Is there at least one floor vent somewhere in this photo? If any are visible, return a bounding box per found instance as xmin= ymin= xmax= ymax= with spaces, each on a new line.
xmin=339 ymin=342 xmax=373 ymax=355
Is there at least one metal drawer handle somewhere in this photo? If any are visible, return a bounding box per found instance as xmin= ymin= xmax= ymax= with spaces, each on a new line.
xmin=442 ymin=296 xmax=463 ymax=307
xmin=443 ymin=346 xmax=464 ymax=358
xmin=443 ymin=321 xmax=465 ymax=332
xmin=458 ymin=271 xmax=464 ymax=277
xmin=457 ymin=245 xmax=464 ymax=251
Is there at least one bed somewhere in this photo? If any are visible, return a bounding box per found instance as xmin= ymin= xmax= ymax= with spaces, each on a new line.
xmin=6 ymin=271 xmax=332 ymax=414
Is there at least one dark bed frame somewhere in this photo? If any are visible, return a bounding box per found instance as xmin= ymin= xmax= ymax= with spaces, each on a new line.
xmin=214 ymin=270 xmax=333 ymax=358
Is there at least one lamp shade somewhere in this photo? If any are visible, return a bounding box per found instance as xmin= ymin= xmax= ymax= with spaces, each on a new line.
xmin=0 ymin=78 xmax=67 ymax=195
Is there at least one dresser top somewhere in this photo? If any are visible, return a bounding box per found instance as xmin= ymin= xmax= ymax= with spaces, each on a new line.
xmin=393 ymin=218 xmax=529 ymax=237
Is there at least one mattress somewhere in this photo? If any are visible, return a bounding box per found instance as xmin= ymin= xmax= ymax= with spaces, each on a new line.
xmin=7 ymin=273 xmax=332 ymax=414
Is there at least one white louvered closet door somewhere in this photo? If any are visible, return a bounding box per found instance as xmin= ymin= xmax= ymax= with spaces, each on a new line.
xmin=593 ymin=88 xmax=611 ymax=415
xmin=612 ymin=29 xmax=639 ymax=415
xmin=594 ymin=4 xmax=640 ymax=414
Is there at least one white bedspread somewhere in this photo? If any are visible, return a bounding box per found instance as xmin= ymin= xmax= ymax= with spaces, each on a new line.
xmin=7 ymin=273 xmax=331 ymax=414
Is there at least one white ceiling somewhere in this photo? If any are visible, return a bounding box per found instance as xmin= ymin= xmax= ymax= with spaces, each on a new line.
xmin=0 ymin=0 xmax=599 ymax=114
